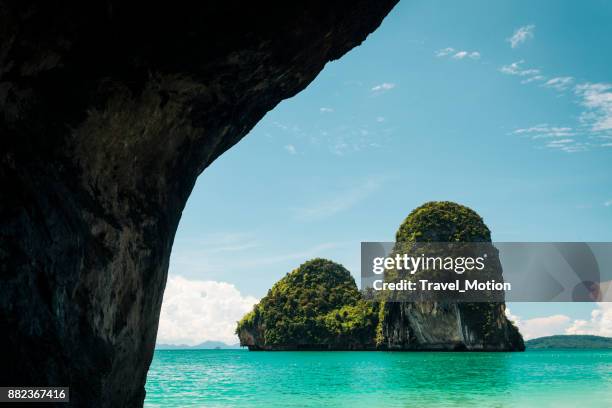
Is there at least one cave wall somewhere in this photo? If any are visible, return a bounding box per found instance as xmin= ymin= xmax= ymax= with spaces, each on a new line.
xmin=0 ymin=1 xmax=398 ymax=406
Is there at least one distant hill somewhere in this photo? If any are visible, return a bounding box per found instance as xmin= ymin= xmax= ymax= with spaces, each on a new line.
xmin=155 ymin=341 xmax=241 ymax=350
xmin=526 ymin=335 xmax=612 ymax=349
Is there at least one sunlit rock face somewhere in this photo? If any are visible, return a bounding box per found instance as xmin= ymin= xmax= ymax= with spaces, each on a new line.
xmin=378 ymin=202 xmax=525 ymax=351
xmin=0 ymin=2 xmax=397 ymax=406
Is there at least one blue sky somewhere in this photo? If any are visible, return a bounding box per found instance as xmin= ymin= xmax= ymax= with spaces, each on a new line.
xmin=157 ymin=0 xmax=612 ymax=345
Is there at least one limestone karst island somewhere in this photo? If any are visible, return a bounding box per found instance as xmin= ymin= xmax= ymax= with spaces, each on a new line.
xmin=237 ymin=202 xmax=525 ymax=351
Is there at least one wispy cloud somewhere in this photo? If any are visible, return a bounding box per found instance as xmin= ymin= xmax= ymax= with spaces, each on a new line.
xmin=170 ymin=232 xmax=347 ymax=280
xmin=436 ymin=47 xmax=480 ymax=60
xmin=325 ymin=124 xmax=394 ymax=156
xmin=494 ymin=39 xmax=610 ymax=153
xmin=521 ymin=75 xmax=546 ymax=84
xmin=605 ymin=200 xmax=612 ymax=207
xmin=546 ymin=138 xmax=574 ymax=146
xmin=513 ymin=124 xmax=574 ymax=138
xmin=319 ymin=107 xmax=334 ymax=113
xmin=512 ymin=124 xmax=588 ymax=153
xmin=508 ymin=74 xmax=612 ymax=152
xmin=574 ymin=82 xmax=612 ymax=132
xmin=293 ymin=176 xmax=387 ymax=221
xmin=268 ymin=119 xmax=393 ymax=157
xmin=435 ymin=47 xmax=455 ymax=57
xmin=544 ymin=76 xmax=574 ymax=91
xmin=173 ymin=232 xmax=260 ymax=256
xmin=236 ymin=242 xmax=346 ymax=267
xmin=545 ymin=139 xmax=587 ymax=153
xmin=500 ymin=61 xmax=575 ymax=92
xmin=507 ymin=24 xmax=535 ymax=48
xmin=453 ymin=51 xmax=480 ymax=60
xmin=499 ymin=60 xmax=540 ymax=77
xmin=371 ymin=82 xmax=396 ymax=92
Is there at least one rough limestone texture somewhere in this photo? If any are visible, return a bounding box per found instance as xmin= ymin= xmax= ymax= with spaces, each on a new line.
xmin=378 ymin=202 xmax=525 ymax=351
xmin=0 ymin=2 xmax=398 ymax=406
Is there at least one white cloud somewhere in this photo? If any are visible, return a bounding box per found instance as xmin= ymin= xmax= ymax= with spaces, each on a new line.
xmin=376 ymin=116 xmax=386 ymax=123
xmin=521 ymin=75 xmax=546 ymax=84
xmin=157 ymin=276 xmax=258 ymax=346
xmin=511 ymin=82 xmax=612 ymax=152
xmin=454 ymin=51 xmax=480 ymax=60
xmin=546 ymin=138 xmax=574 ymax=146
xmin=498 ymin=58 xmax=611 ymax=153
xmin=507 ymin=302 xmax=612 ymax=340
xmin=371 ymin=82 xmax=396 ymax=92
xmin=566 ymin=303 xmax=612 ymax=337
xmin=544 ymin=76 xmax=574 ymax=91
xmin=544 ymin=139 xmax=589 ymax=153
xmin=513 ymin=124 xmax=574 ymax=138
xmin=506 ymin=308 xmax=572 ymax=340
xmin=268 ymin=117 xmax=393 ymax=157
xmin=574 ymin=82 xmax=612 ymax=132
xmin=512 ymin=124 xmax=587 ymax=152
xmin=294 ymin=176 xmax=387 ymax=220
xmin=522 ymin=315 xmax=572 ymax=339
xmin=436 ymin=47 xmax=480 ymax=60
xmin=505 ymin=307 xmax=520 ymax=326
xmin=500 ymin=60 xmax=540 ymax=77
xmin=508 ymin=25 xmax=535 ymax=48
xmin=436 ymin=47 xmax=455 ymax=57
xmin=604 ymin=200 xmax=612 ymax=207
xmin=319 ymin=107 xmax=334 ymax=113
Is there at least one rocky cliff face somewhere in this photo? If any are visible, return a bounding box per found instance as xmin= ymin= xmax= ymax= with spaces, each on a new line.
xmin=378 ymin=202 xmax=525 ymax=351
xmin=379 ymin=302 xmax=524 ymax=351
xmin=0 ymin=2 xmax=397 ymax=406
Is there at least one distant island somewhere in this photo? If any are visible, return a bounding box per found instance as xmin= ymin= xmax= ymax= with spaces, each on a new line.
xmin=156 ymin=341 xmax=240 ymax=350
xmin=526 ymin=335 xmax=612 ymax=349
xmin=237 ymin=201 xmax=524 ymax=351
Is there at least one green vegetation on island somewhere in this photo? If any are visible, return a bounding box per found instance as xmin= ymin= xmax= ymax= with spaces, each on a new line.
xmin=236 ymin=258 xmax=378 ymax=349
xmin=237 ymin=201 xmax=524 ymax=351
xmin=526 ymin=335 xmax=612 ymax=349
xmin=395 ymin=201 xmax=491 ymax=243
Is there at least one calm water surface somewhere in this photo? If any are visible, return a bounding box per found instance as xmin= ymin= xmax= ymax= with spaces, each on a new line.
xmin=145 ymin=349 xmax=612 ymax=407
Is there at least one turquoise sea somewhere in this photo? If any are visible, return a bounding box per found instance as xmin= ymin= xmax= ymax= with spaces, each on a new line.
xmin=145 ymin=349 xmax=612 ymax=407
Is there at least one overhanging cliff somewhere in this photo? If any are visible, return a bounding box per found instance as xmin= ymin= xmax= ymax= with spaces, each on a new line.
xmin=0 ymin=2 xmax=398 ymax=406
